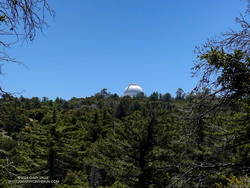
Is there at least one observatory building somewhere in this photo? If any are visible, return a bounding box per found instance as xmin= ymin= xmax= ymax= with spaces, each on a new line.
xmin=124 ymin=83 xmax=143 ymax=97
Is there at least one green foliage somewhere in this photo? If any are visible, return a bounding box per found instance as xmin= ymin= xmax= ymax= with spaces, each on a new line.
xmin=175 ymin=88 xmax=185 ymax=100
xmin=216 ymin=176 xmax=250 ymax=188
xmin=89 ymin=103 xmax=186 ymax=187
xmin=108 ymin=181 xmax=129 ymax=188
xmin=58 ymin=170 xmax=90 ymax=187
xmin=149 ymin=92 xmax=160 ymax=101
xmin=161 ymin=92 xmax=172 ymax=102
xmin=196 ymin=49 xmax=250 ymax=99
xmin=0 ymin=85 xmax=249 ymax=187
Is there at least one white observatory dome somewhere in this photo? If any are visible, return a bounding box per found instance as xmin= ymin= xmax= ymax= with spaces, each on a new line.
xmin=124 ymin=83 xmax=143 ymax=97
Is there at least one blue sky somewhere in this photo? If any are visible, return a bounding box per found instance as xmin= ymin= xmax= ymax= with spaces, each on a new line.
xmin=1 ymin=0 xmax=247 ymax=99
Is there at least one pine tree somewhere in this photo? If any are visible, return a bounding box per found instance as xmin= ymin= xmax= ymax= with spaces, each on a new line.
xmin=89 ymin=102 xmax=185 ymax=187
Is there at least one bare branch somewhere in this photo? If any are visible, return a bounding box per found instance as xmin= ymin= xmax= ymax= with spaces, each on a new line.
xmin=0 ymin=0 xmax=54 ymax=94
xmin=0 ymin=0 xmax=54 ymax=62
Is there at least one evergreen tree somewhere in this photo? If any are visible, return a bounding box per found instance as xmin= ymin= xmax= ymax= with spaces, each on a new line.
xmin=89 ymin=102 xmax=185 ymax=187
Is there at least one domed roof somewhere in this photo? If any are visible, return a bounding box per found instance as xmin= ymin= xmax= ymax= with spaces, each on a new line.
xmin=124 ymin=83 xmax=143 ymax=97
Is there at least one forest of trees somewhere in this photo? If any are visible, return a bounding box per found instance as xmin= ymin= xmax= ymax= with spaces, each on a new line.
xmin=0 ymin=0 xmax=249 ymax=187
xmin=0 ymin=76 xmax=249 ymax=187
